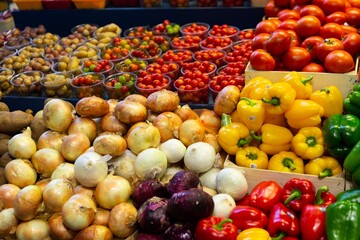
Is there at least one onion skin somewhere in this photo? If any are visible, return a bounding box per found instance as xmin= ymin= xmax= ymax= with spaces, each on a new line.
xmin=51 ymin=162 xmax=77 ymax=187
xmin=214 ymin=85 xmax=241 ymax=117
xmin=48 ymin=212 xmax=77 ymax=240
xmin=43 ymin=178 xmax=74 ymax=213
xmin=125 ymin=94 xmax=147 ymax=106
xmin=199 ymin=109 xmax=221 ymax=134
xmin=174 ymin=104 xmax=199 ymax=121
xmin=108 ymin=202 xmax=137 ymax=238
xmin=14 ymin=185 xmax=43 ymax=221
xmin=68 ymin=116 xmax=98 ymax=142
xmin=93 ymin=134 xmax=127 ymax=157
xmin=146 ymin=89 xmax=180 ymax=113
xmin=114 ymin=100 xmax=148 ymax=124
xmin=203 ymin=133 xmax=222 ymax=153
xmin=61 ymin=132 xmax=91 ymax=162
xmin=35 ymin=178 xmax=51 ymax=192
xmin=107 ymin=99 xmax=118 ymax=112
xmin=153 ymin=112 xmax=182 ymax=142
xmin=4 ymin=159 xmax=37 ymax=188
xmin=100 ymin=112 xmax=129 ymax=134
xmin=75 ymin=96 xmax=110 ymax=118
xmin=31 ymin=148 xmax=65 ymax=178
xmin=0 ymin=184 xmax=20 ymax=210
xmin=0 ymin=208 xmax=18 ymax=237
xmin=37 ymin=130 xmax=67 ymax=152
xmin=92 ymin=208 xmax=110 ymax=226
xmin=16 ymin=219 xmax=50 ymax=240
xmin=43 ymin=99 xmax=75 ymax=133
xmin=74 ymin=225 xmax=113 ymax=240
xmin=179 ymin=119 xmax=205 ymax=147
xmin=126 ymin=123 xmax=161 ymax=155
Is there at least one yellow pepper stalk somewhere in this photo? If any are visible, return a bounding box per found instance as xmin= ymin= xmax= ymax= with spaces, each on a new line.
xmin=237 ymin=97 xmax=265 ymax=132
xmin=237 ymin=227 xmax=271 ymax=240
xmin=268 ymin=151 xmax=304 ymax=173
xmin=241 ymin=76 xmax=272 ymax=100
xmin=251 ymin=123 xmax=293 ymax=155
xmin=235 ymin=146 xmax=268 ymax=169
xmin=309 ymin=85 xmax=344 ymax=118
xmin=218 ymin=114 xmax=252 ymax=155
xmin=304 ymin=156 xmax=343 ymax=177
xmin=281 ymin=71 xmax=313 ymax=99
xmin=262 ymin=82 xmax=296 ymax=115
xmin=285 ymin=99 xmax=324 ymax=129
xmin=291 ymin=127 xmax=325 ymax=160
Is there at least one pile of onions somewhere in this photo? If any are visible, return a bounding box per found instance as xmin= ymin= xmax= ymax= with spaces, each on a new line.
xmin=4 ymin=159 xmax=37 ymax=188
xmin=134 ymin=148 xmax=167 ymax=180
xmin=75 ymin=225 xmax=113 ymax=240
xmin=93 ymin=134 xmax=127 ymax=157
xmin=126 ymin=123 xmax=161 ymax=154
xmin=179 ymin=119 xmax=205 ymax=147
xmin=153 ymin=112 xmax=183 ymax=142
xmin=114 ymin=100 xmax=147 ymax=124
xmin=31 ymin=148 xmax=65 ymax=178
xmin=61 ymin=132 xmax=91 ymax=162
xmin=74 ymin=152 xmax=111 ymax=188
xmin=37 ymin=130 xmax=67 ymax=152
xmin=108 ymin=202 xmax=137 ymax=238
xmin=68 ymin=116 xmax=98 ymax=142
xmin=146 ymin=89 xmax=180 ymax=113
xmin=48 ymin=213 xmax=77 ymax=240
xmin=13 ymin=185 xmax=43 ymax=221
xmin=51 ymin=162 xmax=78 ymax=187
xmin=0 ymin=208 xmax=18 ymax=236
xmin=43 ymin=98 xmax=75 ymax=133
xmin=43 ymin=178 xmax=74 ymax=213
xmin=62 ymin=194 xmax=97 ymax=231
xmin=100 ymin=112 xmax=128 ymax=134
xmin=0 ymin=184 xmax=20 ymax=210
xmin=8 ymin=127 xmax=37 ymax=159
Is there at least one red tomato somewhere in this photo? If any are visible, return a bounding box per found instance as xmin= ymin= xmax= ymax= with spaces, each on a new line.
xmin=282 ymin=46 xmax=312 ymax=70
xmin=287 ymin=29 xmax=301 ymax=46
xmin=316 ymin=37 xmax=344 ymax=62
xmin=251 ymin=33 xmax=271 ymax=50
xmin=265 ymin=0 xmax=284 ymax=17
xmin=255 ymin=20 xmax=278 ymax=34
xmin=324 ymin=11 xmax=348 ymax=24
xmin=322 ymin=0 xmax=347 ymax=15
xmin=346 ymin=7 xmax=360 ymax=27
xmin=348 ymin=0 xmax=360 ymax=7
xmin=299 ymin=4 xmax=325 ymax=23
xmin=324 ymin=50 xmax=355 ymax=73
xmin=312 ymin=0 xmax=324 ymax=6
xmin=301 ymin=35 xmax=324 ymax=60
xmin=296 ymin=15 xmax=322 ymax=38
xmin=278 ymin=19 xmax=298 ymax=31
xmin=264 ymin=29 xmax=292 ymax=56
xmin=341 ymin=25 xmax=359 ymax=34
xmin=278 ymin=9 xmax=301 ymax=20
xmin=302 ymin=62 xmax=326 ymax=72
xmin=342 ymin=32 xmax=360 ymax=57
xmin=274 ymin=0 xmax=292 ymax=7
xmin=249 ymin=49 xmax=276 ymax=71
xmin=319 ymin=22 xmax=346 ymax=39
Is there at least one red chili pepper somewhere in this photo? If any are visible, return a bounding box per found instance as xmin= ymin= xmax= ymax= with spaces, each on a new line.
xmin=195 ymin=216 xmax=238 ymax=240
xmin=316 ymin=185 xmax=336 ymax=207
xmin=281 ymin=178 xmax=316 ymax=212
xmin=267 ymin=203 xmax=300 ymax=238
xmin=249 ymin=180 xmax=282 ymax=213
xmin=229 ymin=205 xmax=268 ymax=231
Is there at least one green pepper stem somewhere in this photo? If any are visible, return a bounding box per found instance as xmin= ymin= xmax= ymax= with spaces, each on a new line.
xmin=250 ymin=130 xmax=262 ymax=142
xmin=320 ymin=87 xmax=330 ymax=94
xmin=319 ymin=168 xmax=333 ymax=178
xmin=238 ymin=136 xmax=253 ymax=147
xmin=246 ymin=152 xmax=258 ymax=160
xmin=241 ymin=97 xmax=256 ymax=106
xmin=212 ymin=219 xmax=233 ymax=231
xmin=262 ymin=97 xmax=280 ymax=106
xmin=221 ymin=113 xmax=231 ymax=127
xmin=301 ymin=76 xmax=313 ymax=85
xmin=316 ymin=186 xmax=329 ymax=205
xmin=282 ymin=157 xmax=296 ymax=170
xmin=284 ymin=189 xmax=302 ymax=206
xmin=306 ymin=136 xmax=317 ymax=147
xmin=271 ymin=232 xmax=286 ymax=240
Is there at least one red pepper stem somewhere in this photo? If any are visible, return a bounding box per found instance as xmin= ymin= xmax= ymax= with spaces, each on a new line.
xmin=241 ymin=97 xmax=256 ymax=106
xmin=319 ymin=168 xmax=333 ymax=178
xmin=301 ymin=76 xmax=313 ymax=85
xmin=262 ymin=97 xmax=280 ymax=106
xmin=221 ymin=113 xmax=231 ymax=127
xmin=316 ymin=186 xmax=330 ymax=205
xmin=271 ymin=232 xmax=286 ymax=240
xmin=250 ymin=130 xmax=262 ymax=142
xmin=284 ymin=189 xmax=302 ymax=206
xmin=212 ymin=219 xmax=233 ymax=231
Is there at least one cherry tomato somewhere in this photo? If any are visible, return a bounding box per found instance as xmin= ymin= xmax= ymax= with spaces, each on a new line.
xmin=316 ymin=37 xmax=344 ymax=63
xmin=322 ymin=0 xmax=346 ymax=15
xmin=319 ymin=22 xmax=345 ymax=40
xmin=302 ymin=62 xmax=326 ymax=72
xmin=346 ymin=7 xmax=360 ymax=28
xmin=282 ymin=46 xmax=312 ymax=71
xmin=278 ymin=9 xmax=301 ymax=20
xmin=324 ymin=49 xmax=355 ymax=73
xmin=296 ymin=15 xmax=322 ymax=38
xmin=255 ymin=20 xmax=278 ymax=34
xmin=265 ymin=0 xmax=284 ymax=17
xmin=301 ymin=35 xmax=324 ymax=60
xmin=264 ymin=29 xmax=292 ymax=56
xmin=342 ymin=32 xmax=360 ymax=57
xmin=299 ymin=4 xmax=325 ymax=23
xmin=251 ymin=33 xmax=270 ymax=50
xmin=249 ymin=49 xmax=276 ymax=71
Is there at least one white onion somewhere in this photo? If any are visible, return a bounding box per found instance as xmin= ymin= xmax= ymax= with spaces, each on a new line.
xmin=43 ymin=98 xmax=75 ymax=133
xmin=61 ymin=132 xmax=91 ymax=162
xmin=159 ymin=138 xmax=186 ymax=164
xmin=74 ymin=152 xmax=111 ymax=187
xmin=107 ymin=150 xmax=137 ymax=182
xmin=216 ymin=168 xmax=248 ymax=201
xmin=48 ymin=212 xmax=77 ymax=240
xmin=43 ymin=178 xmax=74 ymax=213
xmin=62 ymin=193 xmax=96 ymax=231
xmin=37 ymin=130 xmax=67 ymax=152
xmin=93 ymin=134 xmax=127 ymax=157
xmin=0 ymin=208 xmax=18 ymax=236
xmin=212 ymin=193 xmax=236 ymax=218
xmin=184 ymin=142 xmax=216 ymax=173
xmin=31 ymin=148 xmax=65 ymax=178
xmin=108 ymin=202 xmax=137 ymax=238
xmin=4 ymin=159 xmax=37 ymax=188
xmin=13 ymin=185 xmax=43 ymax=221
xmin=68 ymin=116 xmax=98 ymax=142
xmin=8 ymin=127 xmax=37 ymax=159
xmin=95 ymin=174 xmax=132 ymax=210
xmin=0 ymin=184 xmax=20 ymax=210
xmin=199 ymin=167 xmax=220 ymax=190
xmin=16 ymin=219 xmax=50 ymax=240
xmin=134 ymin=148 xmax=167 ymax=180
xmin=51 ymin=162 xmax=78 ymax=187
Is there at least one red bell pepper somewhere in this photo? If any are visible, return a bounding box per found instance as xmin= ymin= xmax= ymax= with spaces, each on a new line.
xmin=249 ymin=180 xmax=282 ymax=213
xmin=281 ymin=178 xmax=316 ymax=212
xmin=236 ymin=194 xmax=250 ymax=206
xmin=229 ymin=205 xmax=268 ymax=231
xmin=267 ymin=203 xmax=300 ymax=238
xmin=317 ymin=185 xmax=336 ymax=207
xmin=195 ymin=216 xmax=238 ymax=240
xmin=282 ymin=237 xmax=299 ymax=240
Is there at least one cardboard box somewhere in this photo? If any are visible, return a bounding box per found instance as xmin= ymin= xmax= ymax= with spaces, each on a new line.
xmin=245 ymin=58 xmax=359 ymax=99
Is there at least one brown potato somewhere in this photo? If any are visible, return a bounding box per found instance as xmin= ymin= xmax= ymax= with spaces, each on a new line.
xmin=30 ymin=117 xmax=48 ymax=141
xmin=0 ymin=138 xmax=8 ymax=156
xmin=0 ymin=102 xmax=9 ymax=111
xmin=0 ymin=110 xmax=34 ymax=134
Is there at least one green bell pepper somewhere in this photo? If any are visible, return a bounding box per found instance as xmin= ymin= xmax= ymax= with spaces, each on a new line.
xmin=344 ymin=83 xmax=360 ymax=119
xmin=322 ymin=113 xmax=360 ymax=161
xmin=326 ymin=201 xmax=360 ymax=240
xmin=344 ymin=140 xmax=360 ymax=186
xmin=336 ymin=188 xmax=360 ymax=204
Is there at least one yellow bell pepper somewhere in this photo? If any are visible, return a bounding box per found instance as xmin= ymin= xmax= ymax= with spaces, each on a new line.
xmin=291 ymin=127 xmax=325 ymax=160
xmin=281 ymin=71 xmax=313 ymax=99
xmin=304 ymin=156 xmax=343 ymax=177
xmin=268 ymin=151 xmax=304 ymax=173
xmin=230 ymin=109 xmax=244 ymax=123
xmin=237 ymin=97 xmax=265 ymax=132
xmin=285 ymin=99 xmax=324 ymax=129
xmin=218 ymin=114 xmax=252 ymax=155
xmin=237 ymin=228 xmax=271 ymax=240
xmin=262 ymin=82 xmax=296 ymax=115
xmin=309 ymin=85 xmax=344 ymax=118
xmin=241 ymin=76 xmax=272 ymax=100
xmin=263 ymin=111 xmax=287 ymax=127
xmin=235 ymin=146 xmax=268 ymax=169
xmin=251 ymin=123 xmax=293 ymax=155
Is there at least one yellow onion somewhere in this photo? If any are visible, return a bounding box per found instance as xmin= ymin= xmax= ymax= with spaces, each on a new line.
xmin=179 ymin=119 xmax=205 ymax=147
xmin=43 ymin=178 xmax=74 ymax=213
xmin=92 ymin=208 xmax=110 ymax=226
xmin=4 ymin=159 xmax=37 ymax=188
xmin=61 ymin=132 xmax=91 ymax=162
xmin=114 ymin=100 xmax=148 ymax=124
xmin=31 ymin=148 xmax=65 ymax=178
xmin=0 ymin=184 xmax=20 ymax=210
xmin=34 ymin=110 xmax=43 ymax=119
xmin=8 ymin=127 xmax=37 ymax=159
xmin=100 ymin=112 xmax=129 ymax=134
xmin=107 ymin=99 xmax=118 ymax=112
xmin=203 ymin=133 xmax=222 ymax=153
xmin=73 ymin=185 xmax=96 ymax=203
xmin=43 ymin=98 xmax=75 ymax=133
xmin=48 ymin=212 xmax=77 ymax=240
xmin=37 ymin=130 xmax=67 ymax=152
xmin=108 ymin=150 xmax=138 ymax=187
xmin=93 ymin=133 xmax=127 ymax=157
xmin=16 ymin=219 xmax=50 ymax=240
xmin=0 ymin=208 xmax=18 ymax=237
xmin=124 ymin=93 xmax=147 ymax=106
xmin=68 ymin=116 xmax=98 ymax=142
xmin=95 ymin=174 xmax=132 ymax=210
xmin=126 ymin=122 xmax=161 ymax=154
xmin=62 ymin=193 xmax=97 ymax=231
xmin=153 ymin=111 xmax=183 ymax=142
xmin=51 ymin=162 xmax=78 ymax=187
xmin=108 ymin=202 xmax=137 ymax=238
xmin=35 ymin=178 xmax=51 ymax=192
xmin=75 ymin=96 xmax=110 ymax=118
xmin=199 ymin=109 xmax=221 ymax=134
xmin=174 ymin=104 xmax=199 ymax=121
xmin=146 ymin=89 xmax=180 ymax=113
xmin=214 ymin=85 xmax=241 ymax=116
xmin=14 ymin=185 xmax=43 ymax=221
xmin=74 ymin=225 xmax=113 ymax=240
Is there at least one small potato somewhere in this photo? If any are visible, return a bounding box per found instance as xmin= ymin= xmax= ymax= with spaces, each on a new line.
xmin=73 ymin=50 xmax=88 ymax=58
xmin=67 ymin=58 xmax=80 ymax=71
xmin=57 ymin=62 xmax=67 ymax=71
